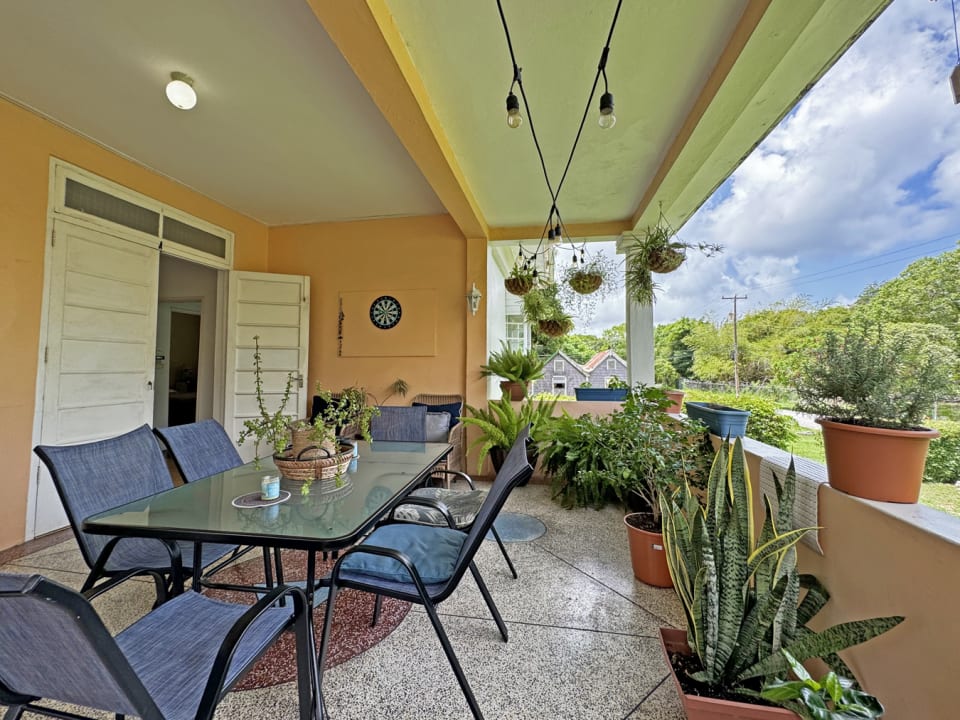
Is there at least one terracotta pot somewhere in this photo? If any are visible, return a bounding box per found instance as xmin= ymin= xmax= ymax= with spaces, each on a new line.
xmin=665 ymin=390 xmax=684 ymax=414
xmin=624 ymin=515 xmax=672 ymax=587
xmin=817 ymin=418 xmax=939 ymax=503
xmin=659 ymin=628 xmax=796 ymax=719
xmin=499 ymin=380 xmax=526 ymax=401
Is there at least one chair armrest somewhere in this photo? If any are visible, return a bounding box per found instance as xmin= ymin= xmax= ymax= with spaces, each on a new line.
xmin=331 ymin=545 xmax=431 ymax=596
xmin=446 ymin=422 xmax=465 ymax=473
xmin=388 ymin=496 xmax=458 ymax=529
xmin=199 ymin=584 xmax=309 ymax=715
xmin=425 ymin=468 xmax=476 ymax=490
xmin=83 ymin=567 xmax=168 ymax=604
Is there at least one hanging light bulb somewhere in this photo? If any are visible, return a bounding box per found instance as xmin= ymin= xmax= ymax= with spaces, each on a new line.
xmin=599 ymin=91 xmax=616 ymax=129
xmin=554 ymin=223 xmax=562 ymax=239
xmin=506 ymin=92 xmax=523 ymax=128
xmin=547 ymin=227 xmax=555 ymax=241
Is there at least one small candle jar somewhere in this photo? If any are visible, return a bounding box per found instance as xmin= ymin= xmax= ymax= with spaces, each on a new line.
xmin=260 ymin=474 xmax=280 ymax=501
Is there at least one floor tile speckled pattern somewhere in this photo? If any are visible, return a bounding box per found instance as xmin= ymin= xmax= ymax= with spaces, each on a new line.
xmin=1 ymin=482 xmax=686 ymax=720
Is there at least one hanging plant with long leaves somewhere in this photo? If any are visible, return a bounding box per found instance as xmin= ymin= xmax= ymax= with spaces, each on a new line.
xmin=559 ymin=246 xmax=622 ymax=319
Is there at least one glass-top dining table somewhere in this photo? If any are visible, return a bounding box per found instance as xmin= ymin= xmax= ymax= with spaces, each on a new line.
xmin=83 ymin=440 xmax=452 ymax=602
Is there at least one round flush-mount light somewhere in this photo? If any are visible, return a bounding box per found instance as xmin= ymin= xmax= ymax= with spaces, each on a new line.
xmin=165 ymin=71 xmax=197 ymax=110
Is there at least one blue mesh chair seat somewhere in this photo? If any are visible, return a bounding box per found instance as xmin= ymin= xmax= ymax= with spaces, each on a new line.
xmin=34 ymin=425 xmax=238 ymax=601
xmin=155 ymin=420 xmax=277 ymax=593
xmin=317 ymin=426 xmax=534 ymax=720
xmin=0 ymin=573 xmax=318 ymax=720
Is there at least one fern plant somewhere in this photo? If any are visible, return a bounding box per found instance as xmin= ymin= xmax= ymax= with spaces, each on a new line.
xmin=479 ymin=342 xmax=546 ymax=384
xmin=659 ymin=437 xmax=903 ymax=692
xmin=460 ymin=393 xmax=557 ymax=473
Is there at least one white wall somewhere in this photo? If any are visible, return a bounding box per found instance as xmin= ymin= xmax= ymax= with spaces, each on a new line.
xmin=486 ymin=247 xmax=508 ymax=399
xmin=157 ymin=256 xmax=218 ymax=421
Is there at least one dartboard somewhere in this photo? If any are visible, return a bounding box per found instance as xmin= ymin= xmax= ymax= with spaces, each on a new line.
xmin=369 ymin=295 xmax=401 ymax=329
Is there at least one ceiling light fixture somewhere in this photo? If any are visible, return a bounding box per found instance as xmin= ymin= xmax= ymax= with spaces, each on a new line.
xmin=598 ymin=48 xmax=616 ymax=129
xmin=165 ymin=71 xmax=197 ymax=110
xmin=505 ymin=65 xmax=524 ymax=128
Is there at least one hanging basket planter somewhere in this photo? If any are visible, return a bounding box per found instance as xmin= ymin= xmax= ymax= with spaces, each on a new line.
xmin=645 ymin=245 xmax=685 ymax=274
xmin=504 ymin=276 xmax=533 ymax=296
xmin=567 ymin=271 xmax=603 ymax=295
xmin=537 ymin=318 xmax=574 ymax=337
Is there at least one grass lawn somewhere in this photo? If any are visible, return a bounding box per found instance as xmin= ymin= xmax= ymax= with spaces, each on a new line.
xmin=786 ymin=428 xmax=960 ymax=519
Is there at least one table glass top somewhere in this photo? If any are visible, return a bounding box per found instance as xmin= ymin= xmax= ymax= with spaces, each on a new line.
xmin=83 ymin=441 xmax=451 ymax=549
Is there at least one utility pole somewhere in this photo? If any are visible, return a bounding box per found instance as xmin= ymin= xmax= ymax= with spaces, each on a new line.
xmin=722 ymin=295 xmax=747 ymax=396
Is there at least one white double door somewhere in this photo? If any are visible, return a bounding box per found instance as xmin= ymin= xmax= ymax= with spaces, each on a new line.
xmin=33 ymin=219 xmax=309 ymax=537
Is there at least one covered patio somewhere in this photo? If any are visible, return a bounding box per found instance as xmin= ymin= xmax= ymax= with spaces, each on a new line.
xmin=5 ymin=1 xmax=955 ymax=719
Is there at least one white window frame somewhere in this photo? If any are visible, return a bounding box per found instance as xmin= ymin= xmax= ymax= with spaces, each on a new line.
xmin=552 ymin=375 xmax=567 ymax=394
xmin=607 ymin=357 xmax=617 ymax=370
xmin=554 ymin=358 xmax=565 ymax=372
xmin=52 ymin=159 xmax=234 ymax=270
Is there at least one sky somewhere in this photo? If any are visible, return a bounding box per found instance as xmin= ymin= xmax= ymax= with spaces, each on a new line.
xmin=577 ymin=0 xmax=960 ymax=333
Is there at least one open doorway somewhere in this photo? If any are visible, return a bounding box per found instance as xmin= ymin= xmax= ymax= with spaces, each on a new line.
xmin=154 ymin=255 xmax=219 ymax=429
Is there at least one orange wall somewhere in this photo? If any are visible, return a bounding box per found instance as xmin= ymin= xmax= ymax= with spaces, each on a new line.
xmin=267 ymin=215 xmax=471 ymax=413
xmin=0 ymin=97 xmax=269 ymax=550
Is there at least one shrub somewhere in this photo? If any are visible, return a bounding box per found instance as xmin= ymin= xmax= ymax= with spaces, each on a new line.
xmin=683 ymin=389 xmax=798 ymax=450
xmin=925 ymin=420 xmax=960 ymax=484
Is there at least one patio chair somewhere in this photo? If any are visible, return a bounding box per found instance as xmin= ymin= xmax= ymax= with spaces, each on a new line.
xmin=317 ymin=426 xmax=534 ymax=720
xmin=369 ymin=405 xmax=427 ymax=442
xmin=34 ymin=425 xmax=238 ymax=602
xmin=154 ymin=420 xmax=283 ymax=593
xmin=412 ymin=392 xmax=465 ymax=473
xmin=0 ymin=573 xmax=318 ymax=720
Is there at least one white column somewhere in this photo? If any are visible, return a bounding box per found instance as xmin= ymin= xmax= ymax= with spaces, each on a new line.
xmin=626 ymin=295 xmax=655 ymax=385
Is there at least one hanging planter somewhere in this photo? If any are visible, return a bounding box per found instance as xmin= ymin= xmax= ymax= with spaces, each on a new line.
xmin=645 ymin=244 xmax=685 ymax=274
xmin=623 ymin=223 xmax=722 ymax=305
xmin=567 ymin=270 xmax=602 ymax=294
xmin=504 ymin=262 xmax=536 ymax=296
xmin=537 ymin=318 xmax=574 ymax=337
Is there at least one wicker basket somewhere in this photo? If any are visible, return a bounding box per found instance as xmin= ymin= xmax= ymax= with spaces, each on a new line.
xmin=567 ymin=271 xmax=603 ymax=295
xmin=646 ymin=246 xmax=685 ymax=274
xmin=504 ymin=276 xmax=533 ymax=296
xmin=273 ymin=443 xmax=353 ymax=484
xmin=537 ymin=318 xmax=574 ymax=337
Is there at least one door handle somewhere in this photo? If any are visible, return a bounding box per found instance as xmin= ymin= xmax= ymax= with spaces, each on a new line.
xmin=293 ymin=373 xmax=304 ymax=389
xmin=147 ymin=380 xmax=153 ymax=390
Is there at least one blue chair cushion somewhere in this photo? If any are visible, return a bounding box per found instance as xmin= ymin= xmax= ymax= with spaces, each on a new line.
xmin=341 ymin=524 xmax=466 ymax=584
xmin=413 ymin=401 xmax=461 ymax=428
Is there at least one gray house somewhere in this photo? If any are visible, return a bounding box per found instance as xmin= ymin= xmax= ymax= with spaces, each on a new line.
xmin=531 ymin=349 xmax=628 ymax=397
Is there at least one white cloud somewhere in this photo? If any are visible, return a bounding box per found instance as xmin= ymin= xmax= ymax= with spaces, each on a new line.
xmin=654 ymin=0 xmax=960 ymax=324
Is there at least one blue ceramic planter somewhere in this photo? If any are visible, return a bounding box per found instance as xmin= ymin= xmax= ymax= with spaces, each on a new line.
xmin=574 ymin=387 xmax=628 ymax=401
xmin=684 ymin=401 xmax=750 ymax=437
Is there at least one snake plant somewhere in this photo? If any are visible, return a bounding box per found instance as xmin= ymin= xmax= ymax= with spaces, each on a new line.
xmin=659 ymin=438 xmax=903 ymax=690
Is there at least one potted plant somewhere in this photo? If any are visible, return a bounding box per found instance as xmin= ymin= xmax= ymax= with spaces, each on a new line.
xmin=504 ymin=262 xmax=536 ymax=296
xmin=794 ymin=320 xmax=955 ymax=502
xmin=574 ymin=376 xmax=629 ymax=401
xmin=237 ymin=336 xmax=297 ymax=468
xmin=684 ymin=400 xmax=751 ymax=437
xmin=460 ymin=392 xmax=557 ymax=477
xmin=541 ymin=385 xmax=708 ymax=587
xmin=623 ymin=224 xmax=722 ymax=304
xmin=522 ymin=281 xmax=574 ymax=338
xmin=758 ymin=650 xmax=885 ymax=719
xmin=480 ymin=341 xmax=547 ymax=400
xmin=658 ymin=437 xmax=903 ymax=718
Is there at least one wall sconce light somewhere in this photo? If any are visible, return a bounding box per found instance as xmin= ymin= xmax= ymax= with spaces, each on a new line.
xmin=466 ymin=283 xmax=483 ymax=315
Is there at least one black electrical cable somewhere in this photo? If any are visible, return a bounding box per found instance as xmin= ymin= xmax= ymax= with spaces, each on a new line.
xmin=496 ymin=0 xmax=623 ymax=257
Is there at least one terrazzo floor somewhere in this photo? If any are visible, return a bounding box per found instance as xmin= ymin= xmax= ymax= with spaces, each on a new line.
xmin=0 ymin=483 xmax=687 ymax=720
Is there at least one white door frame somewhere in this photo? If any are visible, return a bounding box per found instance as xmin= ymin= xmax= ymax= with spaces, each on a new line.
xmin=27 ymin=169 xmax=231 ymax=540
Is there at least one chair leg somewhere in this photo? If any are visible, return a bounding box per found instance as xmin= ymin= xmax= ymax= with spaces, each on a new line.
xmin=371 ymin=593 xmax=383 ymax=627
xmin=421 ymin=597 xmax=484 ymax=720
xmin=2 ymin=705 xmax=24 ymax=720
xmin=316 ymin=580 xmax=341 ymax=691
xmin=273 ymin=546 xmax=286 ymax=607
xmin=292 ymin=592 xmax=323 ymax=720
xmin=469 ymin=562 xmax=508 ymax=642
xmin=489 ymin=526 xmax=518 ymax=579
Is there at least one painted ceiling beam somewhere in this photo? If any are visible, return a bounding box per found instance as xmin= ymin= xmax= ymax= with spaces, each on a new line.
xmin=307 ymin=0 xmax=488 ymax=240
xmin=630 ymin=0 xmax=891 ymax=234
xmin=488 ymin=219 xmax=634 ymax=243
xmin=630 ymin=0 xmax=771 ymax=232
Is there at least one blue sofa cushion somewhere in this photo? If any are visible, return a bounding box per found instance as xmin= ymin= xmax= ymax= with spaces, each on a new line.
xmin=413 ymin=401 xmax=462 ymax=428
xmin=341 ymin=524 xmax=466 ymax=584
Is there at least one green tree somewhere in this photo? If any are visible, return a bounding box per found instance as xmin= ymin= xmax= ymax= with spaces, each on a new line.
xmin=654 ymin=318 xmax=707 ymax=379
xmin=558 ymin=334 xmax=605 ymax=364
xmin=601 ymin=323 xmax=627 ymax=359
